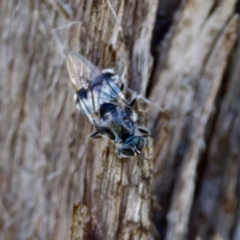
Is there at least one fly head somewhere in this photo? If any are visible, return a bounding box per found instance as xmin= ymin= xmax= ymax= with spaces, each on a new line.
xmin=118 ymin=135 xmax=148 ymax=161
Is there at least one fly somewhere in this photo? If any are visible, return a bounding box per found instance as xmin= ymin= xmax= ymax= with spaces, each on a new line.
xmin=66 ymin=51 xmax=150 ymax=160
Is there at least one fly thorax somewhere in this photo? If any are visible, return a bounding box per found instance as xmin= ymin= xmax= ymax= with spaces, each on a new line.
xmin=99 ymin=104 xmax=135 ymax=143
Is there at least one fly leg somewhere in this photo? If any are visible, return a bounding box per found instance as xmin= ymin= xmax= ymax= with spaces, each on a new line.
xmin=89 ymin=130 xmax=103 ymax=138
xmin=129 ymin=93 xmax=169 ymax=135
xmin=130 ymin=93 xmax=165 ymax=114
xmin=121 ymin=85 xmax=165 ymax=113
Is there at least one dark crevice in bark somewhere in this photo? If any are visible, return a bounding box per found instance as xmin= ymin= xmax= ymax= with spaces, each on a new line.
xmin=235 ymin=0 xmax=240 ymax=13
xmin=150 ymin=0 xmax=181 ymax=58
xmin=147 ymin=0 xmax=181 ymax=97
xmin=187 ymin=102 xmax=219 ymax=239
xmin=153 ymin=183 xmax=176 ymax=240
xmin=206 ymin=0 xmax=222 ymax=20
xmin=152 ymin=120 xmax=193 ymax=239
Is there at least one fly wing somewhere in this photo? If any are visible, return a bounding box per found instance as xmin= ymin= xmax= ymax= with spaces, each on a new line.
xmin=67 ymin=52 xmax=130 ymax=123
xmin=66 ymin=52 xmax=102 ymax=91
xmin=87 ymin=74 xmax=129 ymax=115
xmin=74 ymin=79 xmax=125 ymax=127
xmin=77 ymin=88 xmax=99 ymax=126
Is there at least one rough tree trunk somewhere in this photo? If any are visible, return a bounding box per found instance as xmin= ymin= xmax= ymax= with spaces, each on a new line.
xmin=0 ymin=1 xmax=239 ymax=240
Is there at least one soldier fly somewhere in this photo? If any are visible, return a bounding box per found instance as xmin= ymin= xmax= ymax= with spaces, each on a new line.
xmin=66 ymin=52 xmax=150 ymax=160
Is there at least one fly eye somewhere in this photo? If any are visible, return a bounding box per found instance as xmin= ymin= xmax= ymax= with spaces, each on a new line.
xmin=119 ymin=144 xmax=134 ymax=157
xmin=132 ymin=137 xmax=145 ymax=151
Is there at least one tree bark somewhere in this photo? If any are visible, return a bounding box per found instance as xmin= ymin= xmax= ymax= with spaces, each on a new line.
xmin=0 ymin=0 xmax=239 ymax=240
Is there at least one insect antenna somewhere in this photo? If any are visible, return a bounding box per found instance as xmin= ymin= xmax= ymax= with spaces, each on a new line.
xmin=135 ymin=149 xmax=149 ymax=161
xmin=130 ymin=144 xmax=149 ymax=162
xmin=135 ymin=149 xmax=148 ymax=165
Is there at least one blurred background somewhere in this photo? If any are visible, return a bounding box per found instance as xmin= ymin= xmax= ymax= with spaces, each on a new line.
xmin=0 ymin=0 xmax=240 ymax=239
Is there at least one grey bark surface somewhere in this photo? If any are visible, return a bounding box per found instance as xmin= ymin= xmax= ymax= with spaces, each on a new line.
xmin=0 ymin=0 xmax=239 ymax=240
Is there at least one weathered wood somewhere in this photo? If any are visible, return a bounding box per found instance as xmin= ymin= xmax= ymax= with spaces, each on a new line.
xmin=190 ymin=21 xmax=240 ymax=240
xmin=150 ymin=0 xmax=239 ymax=239
xmin=0 ymin=0 xmax=240 ymax=240
xmin=0 ymin=0 xmax=158 ymax=240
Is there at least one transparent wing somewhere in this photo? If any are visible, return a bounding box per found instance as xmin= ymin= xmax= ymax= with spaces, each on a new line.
xmin=66 ymin=51 xmax=102 ymax=91
xmin=87 ymin=74 xmax=129 ymax=115
xmin=75 ymin=75 xmax=130 ymax=127
xmin=67 ymin=52 xmax=130 ymax=125
xmin=77 ymin=88 xmax=99 ymax=126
